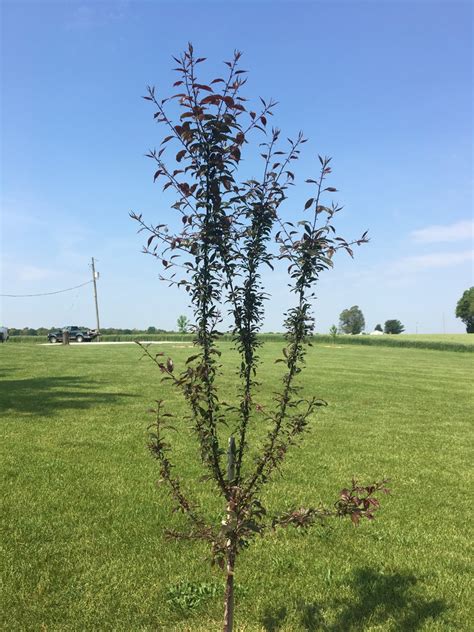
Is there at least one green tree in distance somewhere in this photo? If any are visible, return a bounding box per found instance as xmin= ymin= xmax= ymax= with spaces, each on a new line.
xmin=384 ymin=320 xmax=405 ymax=335
xmin=176 ymin=315 xmax=190 ymax=334
xmin=374 ymin=323 xmax=383 ymax=332
xmin=339 ymin=306 xmax=365 ymax=334
xmin=455 ymin=287 xmax=474 ymax=333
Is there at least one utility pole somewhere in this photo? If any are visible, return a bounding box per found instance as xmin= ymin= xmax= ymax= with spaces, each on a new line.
xmin=91 ymin=257 xmax=101 ymax=340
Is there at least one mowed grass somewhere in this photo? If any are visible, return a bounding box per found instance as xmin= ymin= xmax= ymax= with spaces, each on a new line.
xmin=1 ymin=342 xmax=472 ymax=631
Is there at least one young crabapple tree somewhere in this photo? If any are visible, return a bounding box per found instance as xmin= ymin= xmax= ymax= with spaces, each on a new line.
xmin=131 ymin=44 xmax=389 ymax=632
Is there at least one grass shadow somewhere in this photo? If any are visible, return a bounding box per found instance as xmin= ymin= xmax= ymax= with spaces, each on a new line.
xmin=328 ymin=568 xmax=447 ymax=631
xmin=262 ymin=568 xmax=448 ymax=631
xmin=0 ymin=376 xmax=134 ymax=416
xmin=299 ymin=601 xmax=325 ymax=630
xmin=261 ymin=605 xmax=288 ymax=631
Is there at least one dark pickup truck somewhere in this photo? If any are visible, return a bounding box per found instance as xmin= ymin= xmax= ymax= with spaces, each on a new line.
xmin=48 ymin=326 xmax=99 ymax=343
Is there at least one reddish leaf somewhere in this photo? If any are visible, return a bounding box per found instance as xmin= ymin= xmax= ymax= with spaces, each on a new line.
xmin=194 ymin=84 xmax=213 ymax=92
xmin=201 ymin=95 xmax=221 ymax=106
xmin=176 ymin=150 xmax=186 ymax=162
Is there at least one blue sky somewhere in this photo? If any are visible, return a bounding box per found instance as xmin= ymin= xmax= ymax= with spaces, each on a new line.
xmin=1 ymin=0 xmax=472 ymax=333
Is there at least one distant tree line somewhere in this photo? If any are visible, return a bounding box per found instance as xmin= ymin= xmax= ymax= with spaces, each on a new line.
xmin=8 ymin=315 xmax=194 ymax=337
xmin=8 ymin=327 xmax=51 ymax=336
xmin=16 ymin=291 xmax=474 ymax=338
xmin=8 ymin=326 xmax=174 ymax=336
xmin=9 ymin=291 xmax=471 ymax=337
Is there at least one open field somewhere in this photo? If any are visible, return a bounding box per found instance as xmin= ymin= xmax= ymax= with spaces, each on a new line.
xmin=6 ymin=332 xmax=474 ymax=353
xmin=1 ymin=342 xmax=473 ymax=630
xmin=394 ymin=334 xmax=474 ymax=344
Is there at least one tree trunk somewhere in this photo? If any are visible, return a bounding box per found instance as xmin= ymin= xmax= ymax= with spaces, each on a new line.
xmin=223 ymin=438 xmax=236 ymax=631
xmin=223 ymin=551 xmax=235 ymax=632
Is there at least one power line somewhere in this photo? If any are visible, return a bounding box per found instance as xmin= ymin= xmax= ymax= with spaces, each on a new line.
xmin=1 ymin=280 xmax=93 ymax=298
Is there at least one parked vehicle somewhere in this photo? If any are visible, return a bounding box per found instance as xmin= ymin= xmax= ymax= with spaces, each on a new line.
xmin=48 ymin=326 xmax=99 ymax=343
xmin=0 ymin=327 xmax=8 ymax=342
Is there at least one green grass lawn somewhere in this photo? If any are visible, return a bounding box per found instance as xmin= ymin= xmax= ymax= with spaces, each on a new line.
xmin=1 ymin=342 xmax=472 ymax=631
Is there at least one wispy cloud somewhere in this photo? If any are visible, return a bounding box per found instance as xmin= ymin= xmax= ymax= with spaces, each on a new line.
xmin=67 ymin=1 xmax=130 ymax=30
xmin=2 ymin=262 xmax=59 ymax=284
xmin=410 ymin=220 xmax=473 ymax=244
xmin=392 ymin=249 xmax=473 ymax=272
xmin=18 ymin=265 xmax=57 ymax=282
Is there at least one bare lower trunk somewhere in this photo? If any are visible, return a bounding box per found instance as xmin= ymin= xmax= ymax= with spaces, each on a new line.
xmin=224 ymin=439 xmax=236 ymax=631
xmin=223 ymin=552 xmax=235 ymax=632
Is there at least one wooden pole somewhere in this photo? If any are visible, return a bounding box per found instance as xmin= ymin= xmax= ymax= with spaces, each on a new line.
xmin=91 ymin=257 xmax=101 ymax=341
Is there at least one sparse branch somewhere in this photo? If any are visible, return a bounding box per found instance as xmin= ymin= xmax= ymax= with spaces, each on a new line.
xmin=146 ymin=86 xmax=200 ymax=170
xmin=146 ymin=149 xmax=198 ymax=212
xmin=137 ymin=342 xmax=227 ymax=495
xmin=147 ymin=400 xmax=205 ymax=528
xmin=273 ymin=478 xmax=390 ymax=529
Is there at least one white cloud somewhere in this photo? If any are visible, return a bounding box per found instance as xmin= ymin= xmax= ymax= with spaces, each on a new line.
xmin=410 ymin=220 xmax=473 ymax=244
xmin=18 ymin=265 xmax=57 ymax=282
xmin=393 ymin=249 xmax=473 ymax=272
xmin=1 ymin=262 xmax=59 ymax=284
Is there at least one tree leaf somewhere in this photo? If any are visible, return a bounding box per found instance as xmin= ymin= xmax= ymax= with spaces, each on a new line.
xmin=195 ymin=84 xmax=214 ymax=92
